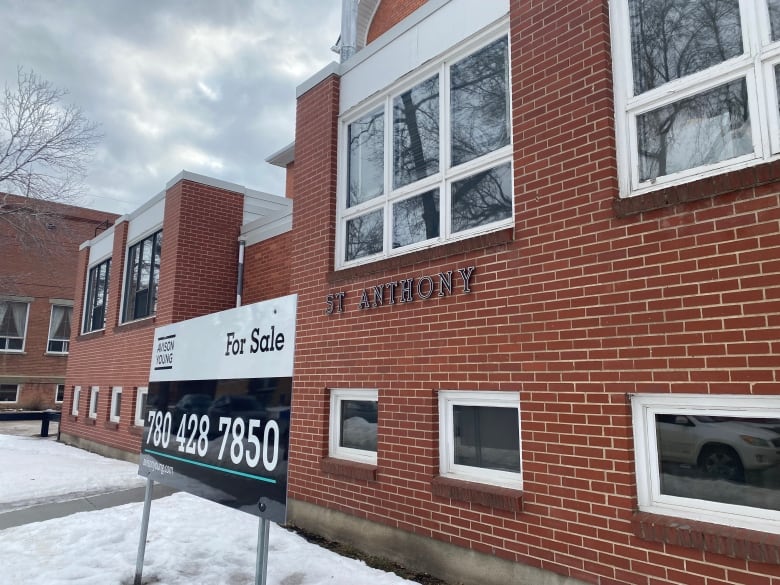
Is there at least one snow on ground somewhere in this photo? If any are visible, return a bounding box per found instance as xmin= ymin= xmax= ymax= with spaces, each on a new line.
xmin=0 ymin=433 xmax=145 ymax=512
xmin=0 ymin=433 xmax=416 ymax=585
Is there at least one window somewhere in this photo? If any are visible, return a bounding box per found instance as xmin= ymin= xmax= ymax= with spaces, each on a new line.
xmin=0 ymin=300 xmax=29 ymax=351
xmin=55 ymin=384 xmax=65 ymax=404
xmin=47 ymin=305 xmax=72 ymax=353
xmin=632 ymin=393 xmax=780 ymax=535
xmin=438 ymin=390 xmax=521 ymax=488
xmin=329 ymin=389 xmax=378 ymax=464
xmin=122 ymin=230 xmax=162 ymax=322
xmin=337 ymin=31 xmax=512 ymax=267
xmin=134 ymin=387 xmax=148 ymax=426
xmin=83 ymin=258 xmax=110 ymax=332
xmin=72 ymin=386 xmax=81 ymax=416
xmin=110 ymin=387 xmax=122 ymax=423
xmin=612 ymin=1 xmax=780 ymax=197
xmin=0 ymin=384 xmax=20 ymax=403
xmin=88 ymin=386 xmax=99 ymax=419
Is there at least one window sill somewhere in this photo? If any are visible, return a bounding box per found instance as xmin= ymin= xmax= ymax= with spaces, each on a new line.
xmin=321 ymin=457 xmax=378 ymax=482
xmin=114 ymin=316 xmax=156 ymax=334
xmin=614 ymin=158 xmax=780 ymax=217
xmin=328 ymin=227 xmax=514 ymax=284
xmin=431 ymin=476 xmax=523 ymax=513
xmin=633 ymin=512 xmax=780 ymax=565
xmin=44 ymin=352 xmax=68 ymax=357
xmin=0 ymin=350 xmax=25 ymax=355
xmin=78 ymin=329 xmax=105 ymax=341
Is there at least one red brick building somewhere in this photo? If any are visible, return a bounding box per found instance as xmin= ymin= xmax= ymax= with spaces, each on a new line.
xmin=62 ymin=2 xmax=780 ymax=585
xmin=0 ymin=193 xmax=117 ymax=410
xmin=60 ymin=171 xmax=292 ymax=458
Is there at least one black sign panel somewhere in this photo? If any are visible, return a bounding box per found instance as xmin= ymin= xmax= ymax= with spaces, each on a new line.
xmin=138 ymin=377 xmax=291 ymax=523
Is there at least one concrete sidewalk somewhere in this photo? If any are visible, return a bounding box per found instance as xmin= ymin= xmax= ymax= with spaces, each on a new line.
xmin=0 ymin=419 xmax=176 ymax=530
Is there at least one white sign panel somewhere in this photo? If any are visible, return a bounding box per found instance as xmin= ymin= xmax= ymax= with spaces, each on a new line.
xmin=149 ymin=294 xmax=297 ymax=382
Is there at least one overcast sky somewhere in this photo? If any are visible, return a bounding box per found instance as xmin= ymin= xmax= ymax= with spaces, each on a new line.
xmin=0 ymin=0 xmax=342 ymax=215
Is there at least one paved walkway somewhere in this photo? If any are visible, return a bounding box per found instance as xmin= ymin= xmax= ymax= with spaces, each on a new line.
xmin=0 ymin=419 xmax=175 ymax=530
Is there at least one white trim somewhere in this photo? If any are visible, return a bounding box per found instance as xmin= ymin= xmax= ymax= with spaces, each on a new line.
xmin=82 ymin=257 xmax=111 ymax=334
xmin=336 ymin=27 xmax=513 ymax=269
xmin=329 ymin=388 xmax=378 ymax=465
xmin=46 ymin=304 xmax=71 ymax=354
xmin=0 ymin=300 xmax=29 ymax=353
xmin=110 ymin=386 xmax=123 ymax=423
xmin=119 ymin=229 xmax=162 ymax=325
xmin=72 ymin=386 xmax=81 ymax=416
xmin=134 ymin=387 xmax=148 ymax=427
xmin=54 ymin=384 xmax=65 ymax=404
xmin=88 ymin=386 xmax=99 ymax=419
xmin=0 ymin=383 xmax=20 ymax=403
xmin=610 ymin=0 xmax=780 ymax=198
xmin=438 ymin=390 xmax=522 ymax=489
xmin=631 ymin=393 xmax=780 ymax=535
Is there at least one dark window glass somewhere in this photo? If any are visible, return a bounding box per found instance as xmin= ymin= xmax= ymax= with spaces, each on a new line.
xmin=55 ymin=385 xmax=65 ymax=403
xmin=655 ymin=413 xmax=780 ymax=510
xmin=637 ymin=78 xmax=751 ymax=182
xmin=771 ymin=0 xmax=780 ymax=41
xmin=339 ymin=399 xmax=378 ymax=451
xmin=393 ymin=74 xmax=439 ymax=189
xmin=345 ymin=209 xmax=383 ymax=262
xmin=451 ymin=162 xmax=512 ymax=233
xmin=348 ymin=110 xmax=384 ymax=207
xmin=0 ymin=384 xmax=19 ymax=402
xmin=392 ymin=189 xmax=439 ymax=249
xmin=84 ymin=259 xmax=110 ymax=332
xmin=628 ymin=0 xmax=743 ymax=95
xmin=450 ymin=37 xmax=510 ymax=166
xmin=453 ymin=405 xmax=520 ymax=472
xmin=123 ymin=231 xmax=162 ymax=322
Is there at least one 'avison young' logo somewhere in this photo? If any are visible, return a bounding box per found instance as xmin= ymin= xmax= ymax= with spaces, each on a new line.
xmin=153 ymin=334 xmax=176 ymax=370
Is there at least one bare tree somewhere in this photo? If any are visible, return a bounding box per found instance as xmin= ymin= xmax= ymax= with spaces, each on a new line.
xmin=0 ymin=67 xmax=101 ymax=243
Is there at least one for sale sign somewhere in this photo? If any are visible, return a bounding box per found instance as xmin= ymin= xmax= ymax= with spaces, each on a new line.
xmin=138 ymin=295 xmax=297 ymax=524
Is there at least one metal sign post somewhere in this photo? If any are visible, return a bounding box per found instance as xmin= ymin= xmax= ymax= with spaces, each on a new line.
xmin=134 ymin=477 xmax=155 ymax=585
xmin=256 ymin=517 xmax=271 ymax=585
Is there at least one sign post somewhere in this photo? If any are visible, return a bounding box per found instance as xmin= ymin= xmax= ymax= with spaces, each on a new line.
xmin=134 ymin=294 xmax=297 ymax=584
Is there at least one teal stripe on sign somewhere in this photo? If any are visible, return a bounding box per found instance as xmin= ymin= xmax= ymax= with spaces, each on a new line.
xmin=144 ymin=449 xmax=276 ymax=484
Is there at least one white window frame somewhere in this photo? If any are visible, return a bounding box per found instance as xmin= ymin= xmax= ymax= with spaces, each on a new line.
xmin=82 ymin=257 xmax=111 ymax=334
xmin=0 ymin=299 xmax=30 ymax=353
xmin=0 ymin=383 xmax=20 ymax=403
xmin=610 ymin=0 xmax=780 ymax=198
xmin=54 ymin=384 xmax=65 ymax=404
xmin=329 ymin=388 xmax=378 ymax=465
xmin=88 ymin=386 xmax=99 ymax=419
xmin=438 ymin=390 xmax=522 ymax=489
xmin=110 ymin=386 xmax=122 ymax=423
xmin=336 ymin=24 xmax=513 ymax=269
xmin=47 ymin=304 xmax=72 ymax=354
xmin=632 ymin=393 xmax=780 ymax=535
xmin=134 ymin=387 xmax=148 ymax=427
xmin=72 ymin=386 xmax=81 ymax=416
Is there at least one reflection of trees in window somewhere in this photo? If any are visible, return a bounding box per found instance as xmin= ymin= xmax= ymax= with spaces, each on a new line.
xmin=393 ymin=189 xmax=439 ymax=248
xmin=124 ymin=230 xmax=162 ymax=321
xmin=393 ymin=75 xmax=439 ymax=189
xmin=771 ymin=0 xmax=780 ymax=40
xmin=450 ymin=37 xmax=509 ymax=166
xmin=452 ymin=163 xmax=512 ymax=233
xmin=84 ymin=259 xmax=110 ymax=332
xmin=638 ymin=79 xmax=751 ymax=181
xmin=629 ymin=0 xmax=742 ymax=95
xmin=348 ymin=110 xmax=384 ymax=207
xmin=346 ymin=209 xmax=383 ymax=262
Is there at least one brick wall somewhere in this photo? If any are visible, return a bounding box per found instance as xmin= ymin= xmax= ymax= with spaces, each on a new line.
xmin=0 ymin=195 xmax=117 ymax=409
xmin=242 ymin=232 xmax=292 ymax=305
xmin=287 ymin=2 xmax=780 ymax=585
xmin=366 ymin=0 xmax=429 ymax=43
xmin=62 ymin=178 xmax=247 ymax=452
